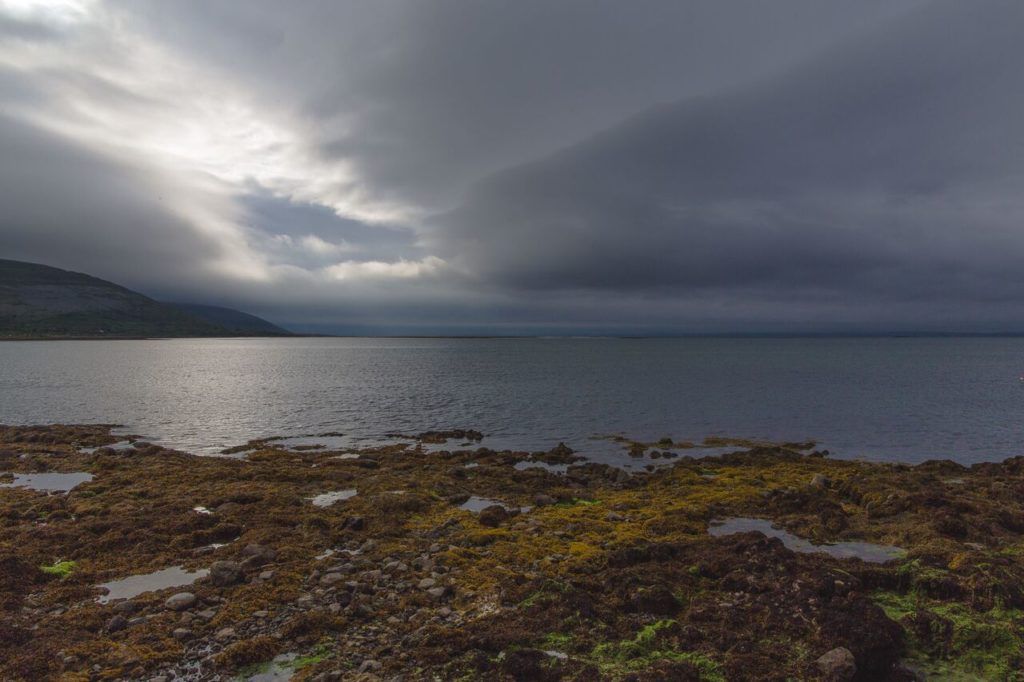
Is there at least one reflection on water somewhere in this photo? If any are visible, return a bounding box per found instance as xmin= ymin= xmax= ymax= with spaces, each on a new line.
xmin=0 ymin=471 xmax=93 ymax=492
xmin=709 ymin=517 xmax=905 ymax=563
xmin=96 ymin=565 xmax=209 ymax=603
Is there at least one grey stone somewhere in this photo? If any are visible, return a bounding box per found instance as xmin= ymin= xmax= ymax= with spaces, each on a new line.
xmin=106 ymin=615 xmax=127 ymax=633
xmin=164 ymin=592 xmax=196 ymax=611
xmin=320 ymin=572 xmax=345 ymax=586
xmin=816 ymin=647 xmax=856 ymax=681
xmin=358 ymin=660 xmax=382 ymax=674
xmin=209 ymin=560 xmax=243 ymax=587
xmin=810 ymin=473 xmax=831 ymax=489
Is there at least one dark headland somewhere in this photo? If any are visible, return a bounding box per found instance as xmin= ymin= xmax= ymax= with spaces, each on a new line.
xmin=0 ymin=260 xmax=292 ymax=339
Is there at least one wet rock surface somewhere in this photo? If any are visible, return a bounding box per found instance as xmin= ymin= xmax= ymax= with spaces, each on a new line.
xmin=1 ymin=424 xmax=1023 ymax=680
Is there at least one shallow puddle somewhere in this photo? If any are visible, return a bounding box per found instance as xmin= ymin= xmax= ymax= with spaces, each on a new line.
xmin=459 ymin=496 xmax=531 ymax=513
xmin=96 ymin=565 xmax=209 ymax=603
xmin=0 ymin=471 xmax=93 ymax=492
xmin=709 ymin=517 xmax=905 ymax=563
xmin=309 ymin=489 xmax=357 ymax=507
xmin=459 ymin=496 xmax=507 ymax=512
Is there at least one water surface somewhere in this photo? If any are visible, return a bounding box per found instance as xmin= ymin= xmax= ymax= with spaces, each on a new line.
xmin=2 ymin=337 xmax=1024 ymax=463
xmin=0 ymin=471 xmax=93 ymax=492
xmin=96 ymin=565 xmax=209 ymax=603
xmin=709 ymin=517 xmax=905 ymax=563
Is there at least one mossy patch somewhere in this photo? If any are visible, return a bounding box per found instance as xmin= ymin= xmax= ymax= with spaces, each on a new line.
xmin=590 ymin=620 xmax=725 ymax=680
xmin=39 ymin=560 xmax=76 ymax=578
xmin=874 ymin=591 xmax=1024 ymax=680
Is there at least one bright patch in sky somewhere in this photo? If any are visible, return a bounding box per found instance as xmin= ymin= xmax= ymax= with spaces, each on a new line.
xmin=0 ymin=0 xmax=426 ymax=285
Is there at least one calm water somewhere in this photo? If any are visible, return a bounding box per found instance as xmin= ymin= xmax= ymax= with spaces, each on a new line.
xmin=1 ymin=337 xmax=1023 ymax=464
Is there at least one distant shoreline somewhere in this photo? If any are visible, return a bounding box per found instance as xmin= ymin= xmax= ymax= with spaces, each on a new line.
xmin=6 ymin=332 xmax=1024 ymax=341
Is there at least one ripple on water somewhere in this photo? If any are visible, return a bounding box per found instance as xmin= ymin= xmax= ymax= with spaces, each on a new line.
xmin=0 ymin=472 xmax=93 ymax=493
xmin=96 ymin=565 xmax=209 ymax=603
xmin=709 ymin=517 xmax=905 ymax=563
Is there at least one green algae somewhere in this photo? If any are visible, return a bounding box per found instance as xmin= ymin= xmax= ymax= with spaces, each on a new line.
xmin=874 ymin=591 xmax=1024 ymax=680
xmin=590 ymin=620 xmax=725 ymax=680
xmin=39 ymin=560 xmax=76 ymax=578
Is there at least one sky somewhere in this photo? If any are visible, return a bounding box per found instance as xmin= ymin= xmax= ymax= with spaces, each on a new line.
xmin=1 ymin=0 xmax=1022 ymax=334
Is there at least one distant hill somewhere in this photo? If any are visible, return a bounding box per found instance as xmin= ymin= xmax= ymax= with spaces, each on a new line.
xmin=0 ymin=259 xmax=291 ymax=339
xmin=170 ymin=303 xmax=290 ymax=335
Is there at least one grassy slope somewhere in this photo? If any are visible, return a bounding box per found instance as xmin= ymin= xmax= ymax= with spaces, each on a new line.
xmin=0 ymin=260 xmax=229 ymax=338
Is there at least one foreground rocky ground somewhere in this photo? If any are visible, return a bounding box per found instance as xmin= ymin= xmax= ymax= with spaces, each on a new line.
xmin=2 ymin=425 xmax=1023 ymax=681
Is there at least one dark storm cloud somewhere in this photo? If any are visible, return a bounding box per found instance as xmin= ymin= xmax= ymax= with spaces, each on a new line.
xmin=440 ymin=0 xmax=1024 ymax=324
xmin=111 ymin=0 xmax=923 ymax=211
xmin=3 ymin=0 xmax=1023 ymax=332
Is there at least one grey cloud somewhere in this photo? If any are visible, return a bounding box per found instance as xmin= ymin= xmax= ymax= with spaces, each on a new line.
xmin=438 ymin=0 xmax=1024 ymax=326
xmin=241 ymin=192 xmax=425 ymax=268
xmin=111 ymin=0 xmax=923 ymax=212
xmin=4 ymin=0 xmax=1024 ymax=333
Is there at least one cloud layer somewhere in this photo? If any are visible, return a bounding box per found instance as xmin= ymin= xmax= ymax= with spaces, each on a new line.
xmin=2 ymin=0 xmax=1021 ymax=332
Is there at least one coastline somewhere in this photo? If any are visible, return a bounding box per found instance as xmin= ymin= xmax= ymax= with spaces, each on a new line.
xmin=2 ymin=425 xmax=1022 ymax=680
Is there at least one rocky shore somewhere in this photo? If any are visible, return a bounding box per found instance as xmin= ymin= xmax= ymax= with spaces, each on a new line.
xmin=2 ymin=425 xmax=1023 ymax=681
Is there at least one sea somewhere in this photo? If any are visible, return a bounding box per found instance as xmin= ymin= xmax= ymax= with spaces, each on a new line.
xmin=1 ymin=336 xmax=1023 ymax=464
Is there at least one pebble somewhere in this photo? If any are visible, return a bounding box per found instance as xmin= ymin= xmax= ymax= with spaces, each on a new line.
xmin=320 ymin=572 xmax=346 ymax=586
xmin=172 ymin=628 xmax=192 ymax=641
xmin=106 ymin=615 xmax=127 ymax=633
xmin=418 ymin=577 xmax=437 ymax=589
xmin=215 ymin=627 xmax=236 ymax=641
xmin=810 ymin=473 xmax=831 ymax=489
xmin=358 ymin=660 xmax=382 ymax=674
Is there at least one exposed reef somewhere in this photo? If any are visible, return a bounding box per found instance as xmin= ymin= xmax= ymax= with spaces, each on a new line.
xmin=1 ymin=425 xmax=1023 ymax=680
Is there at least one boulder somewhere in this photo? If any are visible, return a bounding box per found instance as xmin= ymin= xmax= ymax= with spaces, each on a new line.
xmin=478 ymin=505 xmax=509 ymax=528
xmin=816 ymin=647 xmax=856 ymax=681
xmin=239 ymin=544 xmax=276 ymax=569
xmin=209 ymin=560 xmax=242 ymax=587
